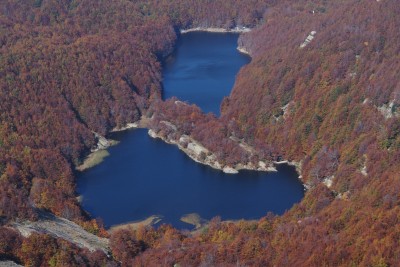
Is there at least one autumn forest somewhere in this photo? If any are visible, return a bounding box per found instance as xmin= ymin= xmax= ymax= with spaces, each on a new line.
xmin=1 ymin=0 xmax=400 ymax=266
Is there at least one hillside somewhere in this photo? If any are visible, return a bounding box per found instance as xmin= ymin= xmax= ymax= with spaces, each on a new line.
xmin=1 ymin=0 xmax=399 ymax=266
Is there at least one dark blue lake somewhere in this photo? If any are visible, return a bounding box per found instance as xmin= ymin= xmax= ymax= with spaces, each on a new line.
xmin=163 ymin=32 xmax=251 ymax=115
xmin=78 ymin=32 xmax=304 ymax=229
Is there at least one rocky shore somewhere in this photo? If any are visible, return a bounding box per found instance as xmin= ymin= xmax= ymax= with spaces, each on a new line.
xmin=180 ymin=26 xmax=251 ymax=34
xmin=148 ymin=128 xmax=277 ymax=174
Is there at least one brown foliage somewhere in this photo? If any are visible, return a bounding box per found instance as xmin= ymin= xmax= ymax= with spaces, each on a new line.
xmin=1 ymin=0 xmax=399 ymax=266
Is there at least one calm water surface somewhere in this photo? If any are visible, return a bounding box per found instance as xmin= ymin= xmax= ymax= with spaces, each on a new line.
xmin=163 ymin=32 xmax=251 ymax=115
xmin=78 ymin=32 xmax=304 ymax=229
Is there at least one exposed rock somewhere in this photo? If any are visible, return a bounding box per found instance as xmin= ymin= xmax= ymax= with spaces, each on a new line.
xmin=0 ymin=261 xmax=23 ymax=267
xmin=282 ymin=102 xmax=292 ymax=120
xmin=237 ymin=46 xmax=251 ymax=55
xmin=92 ymin=132 xmax=110 ymax=151
xmin=179 ymin=135 xmax=190 ymax=144
xmin=111 ymin=122 xmax=138 ymax=132
xmin=187 ymin=142 xmax=208 ymax=156
xmin=300 ymin=30 xmax=317 ymax=48
xmin=180 ymin=26 xmax=251 ymax=34
xmin=175 ymin=100 xmax=188 ymax=106
xmin=363 ymin=98 xmax=370 ymax=105
xmin=378 ymin=100 xmax=399 ymax=119
xmin=360 ymin=165 xmax=368 ymax=176
xmin=148 ymin=129 xmax=158 ymax=138
xmin=258 ymin=161 xmax=267 ymax=169
xmin=12 ymin=212 xmax=109 ymax=254
xmin=360 ymin=155 xmax=368 ymax=176
xmin=223 ymin=166 xmax=239 ymax=174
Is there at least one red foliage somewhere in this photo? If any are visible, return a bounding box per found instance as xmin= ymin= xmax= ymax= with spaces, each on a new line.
xmin=0 ymin=0 xmax=399 ymax=266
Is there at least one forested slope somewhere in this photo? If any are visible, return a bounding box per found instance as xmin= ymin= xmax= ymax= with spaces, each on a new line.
xmin=1 ymin=0 xmax=399 ymax=266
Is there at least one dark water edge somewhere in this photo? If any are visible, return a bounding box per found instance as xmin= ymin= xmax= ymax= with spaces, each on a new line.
xmin=77 ymin=32 xmax=304 ymax=230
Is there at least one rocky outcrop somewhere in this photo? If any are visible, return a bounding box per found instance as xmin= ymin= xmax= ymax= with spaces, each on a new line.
xmin=300 ymin=31 xmax=317 ymax=48
xmin=12 ymin=212 xmax=109 ymax=254
xmin=91 ymin=132 xmax=112 ymax=152
xmin=180 ymin=26 xmax=251 ymax=34
xmin=237 ymin=46 xmax=251 ymax=55
xmin=378 ymin=100 xmax=399 ymax=119
xmin=111 ymin=122 xmax=139 ymax=132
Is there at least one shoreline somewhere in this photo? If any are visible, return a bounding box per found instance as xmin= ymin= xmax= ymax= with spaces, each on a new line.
xmin=108 ymin=215 xmax=163 ymax=232
xmin=147 ymin=128 xmax=278 ymax=174
xmin=76 ymin=118 xmax=303 ymax=179
xmin=76 ymin=118 xmax=150 ymax=172
xmin=180 ymin=26 xmax=251 ymax=34
xmin=237 ymin=46 xmax=251 ymax=56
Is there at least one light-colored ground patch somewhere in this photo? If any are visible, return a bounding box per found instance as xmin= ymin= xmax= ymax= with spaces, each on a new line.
xmin=180 ymin=213 xmax=206 ymax=229
xmin=0 ymin=261 xmax=23 ymax=267
xmin=300 ymin=30 xmax=317 ymax=48
xmin=12 ymin=212 xmax=109 ymax=253
xmin=180 ymin=26 xmax=251 ymax=34
xmin=109 ymin=215 xmax=163 ymax=233
xmin=76 ymin=149 xmax=110 ymax=171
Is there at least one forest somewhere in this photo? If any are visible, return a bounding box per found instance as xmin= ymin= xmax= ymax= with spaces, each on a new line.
xmin=1 ymin=0 xmax=399 ymax=266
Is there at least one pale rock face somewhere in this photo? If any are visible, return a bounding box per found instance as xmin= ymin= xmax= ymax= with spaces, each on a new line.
xmin=91 ymin=132 xmax=110 ymax=152
xmin=12 ymin=212 xmax=109 ymax=253
xmin=148 ymin=129 xmax=158 ymax=138
xmin=180 ymin=26 xmax=251 ymax=34
xmin=214 ymin=161 xmax=222 ymax=169
xmin=179 ymin=135 xmax=190 ymax=144
xmin=378 ymin=100 xmax=399 ymax=119
xmin=223 ymin=166 xmax=239 ymax=174
xmin=300 ymin=31 xmax=317 ymax=48
xmin=187 ymin=142 xmax=207 ymax=156
xmin=266 ymin=166 xmax=278 ymax=172
xmin=323 ymin=175 xmax=335 ymax=188
xmin=258 ymin=161 xmax=267 ymax=169
xmin=237 ymin=46 xmax=250 ymax=55
xmin=360 ymin=165 xmax=368 ymax=176
xmin=111 ymin=122 xmax=138 ymax=132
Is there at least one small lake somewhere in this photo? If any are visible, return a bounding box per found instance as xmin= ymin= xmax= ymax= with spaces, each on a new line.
xmin=78 ymin=32 xmax=304 ymax=229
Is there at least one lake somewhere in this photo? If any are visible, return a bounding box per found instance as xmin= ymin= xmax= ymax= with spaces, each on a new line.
xmin=77 ymin=32 xmax=304 ymax=229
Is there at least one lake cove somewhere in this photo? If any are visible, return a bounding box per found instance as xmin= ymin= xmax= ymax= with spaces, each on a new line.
xmin=162 ymin=32 xmax=251 ymax=115
xmin=78 ymin=32 xmax=304 ymax=230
